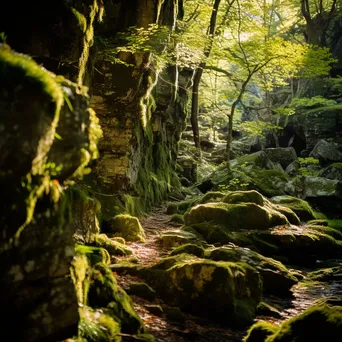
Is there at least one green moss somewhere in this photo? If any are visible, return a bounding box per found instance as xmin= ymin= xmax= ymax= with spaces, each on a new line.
xmin=144 ymin=254 xmax=262 ymax=326
xmin=308 ymin=225 xmax=342 ymax=240
xmin=184 ymin=202 xmax=288 ymax=231
xmin=0 ymin=45 xmax=63 ymax=110
xmin=88 ymin=263 xmax=146 ymax=334
xmin=166 ymin=197 xmax=200 ymax=215
xmin=200 ymin=191 xmax=226 ymax=203
xmin=75 ymin=244 xmax=111 ymax=265
xmin=104 ymin=214 xmax=146 ymax=242
xmin=78 ymin=307 xmax=121 ymax=342
xmin=170 ymin=243 xmax=205 ymax=257
xmin=307 ymin=267 xmax=342 ymax=281
xmin=93 ymin=234 xmax=132 ymax=256
xmin=256 ymin=302 xmax=281 ymax=318
xmin=271 ymin=196 xmax=314 ymax=221
xmin=223 ymin=190 xmax=265 ymax=206
xmin=0 ymin=45 xmax=65 ymax=235
xmin=123 ymin=194 xmax=145 ymax=217
xmin=266 ymin=305 xmax=342 ymax=341
xmin=71 ymin=8 xmax=87 ymax=33
xmin=326 ymin=219 xmax=342 ymax=232
xmin=243 ymin=321 xmax=278 ymax=342
xmin=208 ymin=246 xmax=298 ymax=296
xmin=169 ymin=214 xmax=185 ymax=224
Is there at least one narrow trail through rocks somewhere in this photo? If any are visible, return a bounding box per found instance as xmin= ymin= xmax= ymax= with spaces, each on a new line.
xmin=115 ymin=206 xmax=244 ymax=342
xmin=114 ymin=206 xmax=342 ymax=341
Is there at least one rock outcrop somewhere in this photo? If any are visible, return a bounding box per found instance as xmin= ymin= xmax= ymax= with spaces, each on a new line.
xmin=0 ymin=45 xmax=101 ymax=341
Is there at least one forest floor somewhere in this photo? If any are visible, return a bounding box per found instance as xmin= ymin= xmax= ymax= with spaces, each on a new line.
xmin=115 ymin=206 xmax=342 ymax=342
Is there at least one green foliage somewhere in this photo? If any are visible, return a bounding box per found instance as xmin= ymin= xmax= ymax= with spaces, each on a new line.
xmin=298 ymin=157 xmax=319 ymax=176
xmin=291 ymin=96 xmax=336 ymax=109
xmin=238 ymin=121 xmax=281 ymax=137
xmin=218 ymin=177 xmax=250 ymax=191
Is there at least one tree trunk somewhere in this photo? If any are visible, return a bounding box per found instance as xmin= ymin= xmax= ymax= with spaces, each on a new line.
xmin=191 ymin=68 xmax=203 ymax=158
xmin=226 ymin=103 xmax=236 ymax=168
xmin=190 ymin=0 xmax=221 ymax=160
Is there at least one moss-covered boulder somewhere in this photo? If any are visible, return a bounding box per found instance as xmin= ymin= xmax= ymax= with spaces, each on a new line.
xmin=265 ymin=147 xmax=297 ymax=168
xmin=210 ymin=164 xmax=291 ymax=197
xmin=104 ymin=214 xmax=146 ymax=242
xmin=184 ymin=202 xmax=288 ymax=230
xmin=257 ymin=304 xmax=342 ymax=341
xmin=271 ymin=196 xmax=315 ymax=221
xmin=160 ymin=230 xmax=206 ymax=248
xmin=208 ymin=246 xmax=298 ymax=296
xmin=254 ymin=226 xmax=342 ymax=265
xmin=143 ymin=254 xmax=262 ymax=326
xmin=222 ymin=190 xmax=265 ymax=206
xmin=93 ymin=234 xmax=132 ymax=256
xmin=200 ymin=191 xmax=226 ymax=203
xmin=186 ymin=222 xmax=341 ymax=266
xmin=169 ymin=243 xmax=206 ymax=257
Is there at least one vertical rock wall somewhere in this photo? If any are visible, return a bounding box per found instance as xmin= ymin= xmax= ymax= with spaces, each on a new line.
xmin=1 ymin=0 xmax=189 ymax=216
xmin=0 ymin=45 xmax=101 ymax=341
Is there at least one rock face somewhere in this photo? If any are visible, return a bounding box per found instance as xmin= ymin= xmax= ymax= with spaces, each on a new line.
xmin=302 ymin=106 xmax=342 ymax=151
xmin=0 ymin=0 xmax=190 ymax=218
xmin=0 ymin=46 xmax=100 ymax=341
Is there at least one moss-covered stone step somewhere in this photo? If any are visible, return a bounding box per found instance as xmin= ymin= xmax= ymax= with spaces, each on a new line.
xmin=184 ymin=190 xmax=299 ymax=230
xmin=103 ymin=214 xmax=146 ymax=242
xmin=244 ymin=304 xmax=342 ymax=341
xmin=208 ymin=246 xmax=298 ymax=296
xmin=141 ymin=253 xmax=262 ymax=327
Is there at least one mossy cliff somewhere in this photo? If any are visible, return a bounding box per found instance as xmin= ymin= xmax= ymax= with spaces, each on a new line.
xmin=0 ymin=45 xmax=101 ymax=341
xmin=0 ymin=0 xmax=190 ymax=217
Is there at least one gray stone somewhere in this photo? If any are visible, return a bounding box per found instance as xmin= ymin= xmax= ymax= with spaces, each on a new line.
xmin=303 ymin=177 xmax=342 ymax=198
xmin=265 ymin=147 xmax=297 ymax=168
xmin=309 ymin=140 xmax=342 ymax=164
xmin=285 ymin=160 xmax=300 ymax=176
xmin=320 ymin=163 xmax=342 ymax=181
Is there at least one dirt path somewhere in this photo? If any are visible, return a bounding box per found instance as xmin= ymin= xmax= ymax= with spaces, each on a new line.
xmin=115 ymin=205 xmax=244 ymax=342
